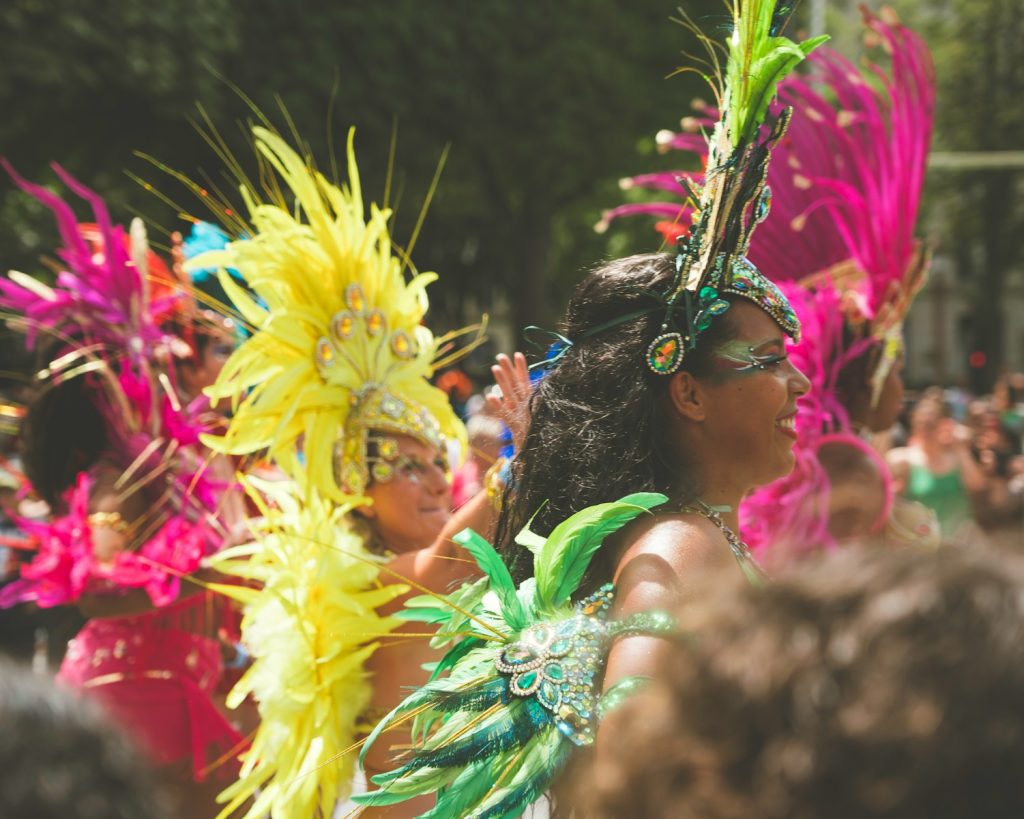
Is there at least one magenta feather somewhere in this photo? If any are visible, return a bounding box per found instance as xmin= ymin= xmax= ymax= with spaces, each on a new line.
xmin=0 ymin=166 xmax=234 ymax=608
xmin=609 ymin=9 xmax=936 ymax=318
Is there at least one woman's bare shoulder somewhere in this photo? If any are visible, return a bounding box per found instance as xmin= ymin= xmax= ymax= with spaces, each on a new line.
xmin=611 ymin=512 xmax=732 ymax=615
xmin=614 ymin=512 xmax=725 ymax=576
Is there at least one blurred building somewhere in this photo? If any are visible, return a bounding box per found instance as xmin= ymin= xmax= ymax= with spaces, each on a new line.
xmin=905 ymin=252 xmax=1024 ymax=387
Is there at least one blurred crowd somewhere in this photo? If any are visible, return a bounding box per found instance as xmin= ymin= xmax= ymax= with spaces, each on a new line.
xmin=884 ymin=372 xmax=1024 ymax=550
xmin=3 ymin=356 xmax=1024 ymax=818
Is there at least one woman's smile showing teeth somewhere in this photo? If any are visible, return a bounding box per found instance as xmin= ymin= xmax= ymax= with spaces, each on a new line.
xmin=776 ymin=413 xmax=798 ymax=439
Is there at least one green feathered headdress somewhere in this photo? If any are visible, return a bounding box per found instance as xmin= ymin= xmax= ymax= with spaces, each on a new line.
xmin=643 ymin=0 xmax=827 ymax=376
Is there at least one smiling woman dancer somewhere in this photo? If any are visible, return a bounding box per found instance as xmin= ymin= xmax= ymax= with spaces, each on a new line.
xmin=355 ymin=3 xmax=822 ymax=816
xmin=176 ymin=125 xmax=529 ymax=818
xmin=605 ymin=7 xmax=939 ymax=561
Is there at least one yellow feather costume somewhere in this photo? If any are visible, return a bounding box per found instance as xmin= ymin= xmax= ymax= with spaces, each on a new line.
xmin=210 ymin=478 xmax=406 ymax=818
xmin=185 ymin=126 xmax=468 ymax=818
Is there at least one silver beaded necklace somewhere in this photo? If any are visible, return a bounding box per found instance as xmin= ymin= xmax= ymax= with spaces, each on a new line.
xmin=682 ymin=498 xmax=766 ymax=582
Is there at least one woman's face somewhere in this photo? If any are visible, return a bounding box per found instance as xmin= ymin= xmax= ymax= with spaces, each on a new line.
xmin=180 ymin=322 xmax=235 ymax=406
xmin=910 ymin=402 xmax=942 ymax=439
xmin=363 ymin=434 xmax=452 ymax=554
xmin=693 ymin=301 xmax=812 ymax=491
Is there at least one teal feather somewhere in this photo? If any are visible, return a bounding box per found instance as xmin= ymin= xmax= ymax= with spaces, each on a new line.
xmin=535 ymin=492 xmax=666 ymax=611
xmin=357 ymin=684 xmax=435 ymax=768
xmin=473 ymin=740 xmax=573 ymax=819
xmin=427 ymin=636 xmax=485 ymax=683
xmin=381 ymin=699 xmax=550 ymax=780
xmin=357 ymin=764 xmax=460 ymax=806
xmin=419 ymin=676 xmax=509 ymax=715
xmin=430 ymin=576 xmax=491 ymax=649
xmin=453 ymin=528 xmax=527 ymax=629
xmin=419 ymin=759 xmax=498 ymax=819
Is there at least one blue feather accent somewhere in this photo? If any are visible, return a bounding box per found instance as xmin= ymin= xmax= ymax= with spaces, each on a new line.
xmin=182 ymin=221 xmax=242 ymax=282
xmin=422 ymin=676 xmax=509 ymax=714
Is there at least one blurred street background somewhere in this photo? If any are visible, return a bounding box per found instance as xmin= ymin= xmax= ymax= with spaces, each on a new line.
xmin=1 ymin=1 xmax=1019 ymax=388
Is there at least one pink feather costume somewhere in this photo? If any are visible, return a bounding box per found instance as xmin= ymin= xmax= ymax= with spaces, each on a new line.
xmin=602 ymin=8 xmax=935 ymax=560
xmin=0 ymin=162 xmax=245 ymax=779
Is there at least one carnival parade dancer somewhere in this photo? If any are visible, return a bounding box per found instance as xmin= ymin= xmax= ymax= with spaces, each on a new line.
xmin=0 ymin=164 xmax=248 ymax=817
xmin=604 ymin=7 xmax=940 ymax=560
xmin=182 ymin=125 xmax=529 ymax=818
xmin=356 ymin=2 xmax=822 ymax=815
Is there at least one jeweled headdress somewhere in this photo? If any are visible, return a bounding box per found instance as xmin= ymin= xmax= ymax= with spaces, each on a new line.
xmin=608 ymin=8 xmax=933 ymax=399
xmin=628 ymin=2 xmax=826 ymax=375
xmin=190 ymin=127 xmax=467 ymax=501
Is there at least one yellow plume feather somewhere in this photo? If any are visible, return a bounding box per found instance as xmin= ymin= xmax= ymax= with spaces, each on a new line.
xmin=188 ymin=127 xmax=466 ymax=501
xmin=210 ymin=477 xmax=408 ymax=819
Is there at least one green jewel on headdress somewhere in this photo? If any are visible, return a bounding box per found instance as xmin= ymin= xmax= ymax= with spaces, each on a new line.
xmin=645 ymin=253 xmax=803 ymax=376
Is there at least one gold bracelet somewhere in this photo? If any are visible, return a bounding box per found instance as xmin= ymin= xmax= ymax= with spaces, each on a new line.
xmin=87 ymin=511 xmax=129 ymax=534
xmin=483 ymin=457 xmax=510 ymax=511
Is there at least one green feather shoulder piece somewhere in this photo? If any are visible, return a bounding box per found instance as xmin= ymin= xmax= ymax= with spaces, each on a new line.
xmin=354 ymin=493 xmax=673 ymax=818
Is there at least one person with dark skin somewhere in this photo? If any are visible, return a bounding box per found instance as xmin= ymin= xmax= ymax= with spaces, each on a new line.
xmin=608 ymin=11 xmax=937 ymax=561
xmin=494 ymin=253 xmax=810 ymax=762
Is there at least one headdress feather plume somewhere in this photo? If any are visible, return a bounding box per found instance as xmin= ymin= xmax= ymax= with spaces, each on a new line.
xmin=190 ymin=127 xmax=467 ymax=502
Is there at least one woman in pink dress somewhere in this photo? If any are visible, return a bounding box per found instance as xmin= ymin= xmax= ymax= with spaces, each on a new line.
xmin=0 ymin=164 xmax=246 ymax=817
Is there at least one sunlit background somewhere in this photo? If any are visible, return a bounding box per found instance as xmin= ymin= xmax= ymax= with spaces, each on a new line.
xmin=1 ymin=0 xmax=1022 ymax=393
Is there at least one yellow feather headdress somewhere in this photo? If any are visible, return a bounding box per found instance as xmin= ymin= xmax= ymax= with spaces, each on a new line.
xmin=188 ymin=126 xmax=466 ymax=502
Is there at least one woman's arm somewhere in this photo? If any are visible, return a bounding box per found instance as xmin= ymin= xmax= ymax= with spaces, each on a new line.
xmin=403 ymin=352 xmax=533 ymax=589
xmin=603 ymin=515 xmax=730 ymax=687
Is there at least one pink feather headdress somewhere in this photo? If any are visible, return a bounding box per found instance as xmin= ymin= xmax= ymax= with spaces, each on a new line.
xmin=738 ymin=282 xmax=891 ymax=557
xmin=0 ymin=165 xmax=234 ymax=608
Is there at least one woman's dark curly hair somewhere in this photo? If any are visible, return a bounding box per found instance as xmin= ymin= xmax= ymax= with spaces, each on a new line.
xmin=496 ymin=252 xmax=738 ymax=589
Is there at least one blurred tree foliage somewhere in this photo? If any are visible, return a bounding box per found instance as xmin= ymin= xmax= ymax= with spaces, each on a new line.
xmin=1 ymin=0 xmax=721 ymax=355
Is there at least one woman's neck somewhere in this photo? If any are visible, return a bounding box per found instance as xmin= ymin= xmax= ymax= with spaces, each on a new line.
xmin=686 ymin=482 xmax=743 ymax=532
